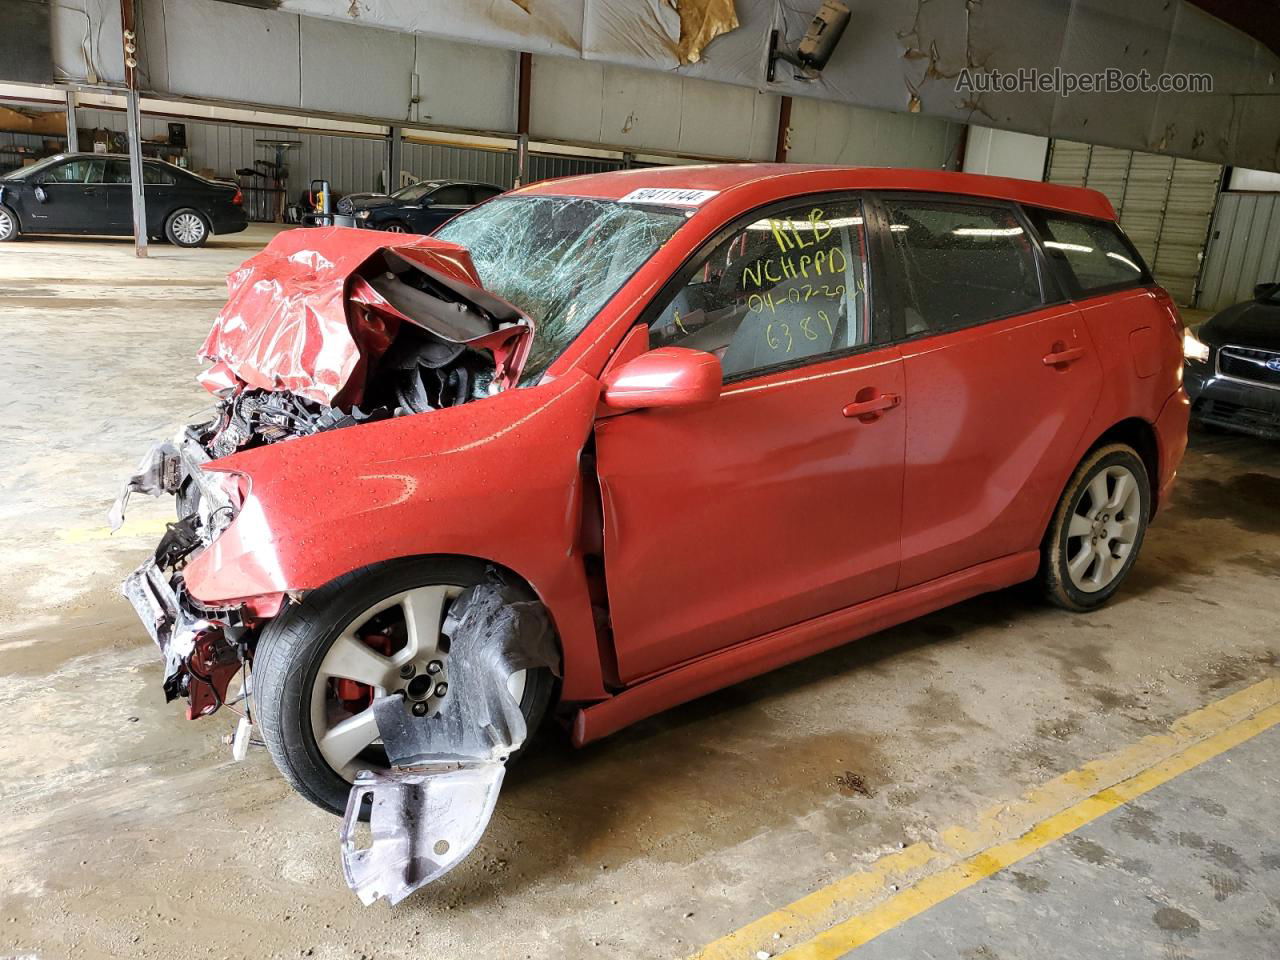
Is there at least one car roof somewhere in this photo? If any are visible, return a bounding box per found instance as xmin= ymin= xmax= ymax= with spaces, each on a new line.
xmin=50 ymin=152 xmax=165 ymax=162
xmin=514 ymin=163 xmax=1116 ymax=221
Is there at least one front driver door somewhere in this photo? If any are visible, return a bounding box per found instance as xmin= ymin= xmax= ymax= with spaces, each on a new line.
xmin=23 ymin=157 xmax=108 ymax=232
xmin=595 ymin=196 xmax=907 ymax=683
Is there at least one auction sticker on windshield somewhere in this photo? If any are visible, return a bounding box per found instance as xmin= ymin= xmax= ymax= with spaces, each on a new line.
xmin=618 ymin=187 xmax=719 ymax=206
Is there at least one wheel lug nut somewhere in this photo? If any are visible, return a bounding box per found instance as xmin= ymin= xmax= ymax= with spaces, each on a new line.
xmin=434 ymin=682 xmax=448 ymax=698
xmin=411 ymin=701 xmax=428 ymax=717
xmin=399 ymin=664 xmax=416 ymax=679
xmin=426 ymin=660 xmax=443 ymax=675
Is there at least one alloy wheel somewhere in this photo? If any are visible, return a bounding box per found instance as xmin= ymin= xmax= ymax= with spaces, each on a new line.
xmin=0 ymin=208 xmax=15 ymax=241
xmin=383 ymin=222 xmax=407 ymax=233
xmin=308 ymin=585 xmax=527 ymax=780
xmin=172 ymin=212 xmax=206 ymax=245
xmin=1064 ymin=464 xmax=1143 ymax=593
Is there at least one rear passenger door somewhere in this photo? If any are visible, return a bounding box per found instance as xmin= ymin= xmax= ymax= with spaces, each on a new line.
xmin=874 ymin=195 xmax=1103 ymax=588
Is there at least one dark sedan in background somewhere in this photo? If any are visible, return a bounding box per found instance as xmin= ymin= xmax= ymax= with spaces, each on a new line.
xmin=0 ymin=153 xmax=246 ymax=247
xmin=1184 ymin=281 xmax=1280 ymax=439
xmin=342 ymin=179 xmax=503 ymax=233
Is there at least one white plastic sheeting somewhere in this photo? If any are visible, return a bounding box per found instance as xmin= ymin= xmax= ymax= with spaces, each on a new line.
xmin=274 ymin=0 xmax=1280 ymax=172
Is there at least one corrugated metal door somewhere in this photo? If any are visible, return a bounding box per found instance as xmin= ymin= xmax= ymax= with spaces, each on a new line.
xmin=1047 ymin=140 xmax=1222 ymax=305
xmin=1198 ymin=192 xmax=1280 ymax=312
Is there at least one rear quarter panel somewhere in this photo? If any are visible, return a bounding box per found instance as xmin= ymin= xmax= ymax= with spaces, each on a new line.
xmin=1067 ymin=285 xmax=1186 ymax=507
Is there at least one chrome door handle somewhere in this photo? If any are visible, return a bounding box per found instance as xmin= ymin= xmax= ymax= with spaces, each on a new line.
xmin=842 ymin=392 xmax=901 ymax=421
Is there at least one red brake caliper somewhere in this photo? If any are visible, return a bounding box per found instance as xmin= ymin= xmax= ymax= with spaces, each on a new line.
xmin=334 ymin=631 xmax=394 ymax=711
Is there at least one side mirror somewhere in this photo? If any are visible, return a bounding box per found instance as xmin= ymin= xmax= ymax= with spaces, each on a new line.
xmin=33 ymin=185 xmax=48 ymax=203
xmin=1254 ymin=281 xmax=1279 ymax=301
xmin=602 ymin=347 xmax=722 ymax=411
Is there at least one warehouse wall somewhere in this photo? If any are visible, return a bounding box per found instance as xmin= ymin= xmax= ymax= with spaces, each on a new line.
xmin=528 ymin=56 xmax=777 ymax=161
xmin=68 ymin=108 xmax=388 ymax=198
xmin=138 ymin=0 xmax=517 ymax=134
xmin=962 ymin=126 xmax=1049 ymax=181
xmin=786 ymin=98 xmax=963 ymax=169
xmin=1198 ymin=193 xmax=1280 ymax=312
xmin=25 ymin=0 xmax=1280 ymax=172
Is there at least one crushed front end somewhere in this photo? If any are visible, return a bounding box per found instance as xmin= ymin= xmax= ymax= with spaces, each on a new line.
xmin=112 ymin=227 xmax=533 ymax=722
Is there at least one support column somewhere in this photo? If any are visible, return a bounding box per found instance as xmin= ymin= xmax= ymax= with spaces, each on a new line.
xmin=515 ymin=133 xmax=529 ymax=188
xmin=125 ymin=89 xmax=147 ymax=258
xmin=774 ymin=96 xmax=792 ymax=163
xmin=386 ymin=125 xmax=403 ymax=194
xmin=514 ymin=51 xmax=531 ymax=187
xmin=64 ymin=90 xmax=78 ymax=153
xmin=517 ymin=52 xmax=532 ymax=136
xmin=120 ymin=0 xmax=146 ymax=256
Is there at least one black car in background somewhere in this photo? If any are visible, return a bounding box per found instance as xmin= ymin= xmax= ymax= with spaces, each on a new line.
xmin=0 ymin=153 xmax=246 ymax=247
xmin=344 ymin=179 xmax=504 ymax=234
xmin=1184 ymin=281 xmax=1280 ymax=439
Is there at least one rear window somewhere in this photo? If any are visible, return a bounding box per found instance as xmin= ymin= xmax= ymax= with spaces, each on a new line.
xmin=881 ymin=198 xmax=1043 ymax=335
xmin=1028 ymin=210 xmax=1150 ymax=295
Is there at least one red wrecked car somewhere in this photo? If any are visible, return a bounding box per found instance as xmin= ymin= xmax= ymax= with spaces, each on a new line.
xmin=114 ymin=165 xmax=1189 ymax=902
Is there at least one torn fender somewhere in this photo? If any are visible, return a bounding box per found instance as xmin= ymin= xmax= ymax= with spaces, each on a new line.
xmin=342 ymin=581 xmax=560 ymax=905
xmin=198 ymin=227 xmax=532 ymax=406
xmin=184 ymin=369 xmax=608 ymax=702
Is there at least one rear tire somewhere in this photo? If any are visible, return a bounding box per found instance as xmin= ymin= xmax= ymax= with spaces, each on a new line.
xmin=0 ymin=205 xmax=19 ymax=242
xmin=252 ymin=557 xmax=556 ymax=816
xmin=165 ymin=208 xmax=210 ymax=247
xmin=1040 ymin=444 xmax=1151 ymax=611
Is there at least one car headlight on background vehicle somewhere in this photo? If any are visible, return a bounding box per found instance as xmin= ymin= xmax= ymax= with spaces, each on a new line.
xmin=1183 ymin=327 xmax=1209 ymax=363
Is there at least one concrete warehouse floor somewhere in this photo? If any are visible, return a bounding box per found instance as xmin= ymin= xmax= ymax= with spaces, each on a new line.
xmin=0 ymin=226 xmax=1277 ymax=960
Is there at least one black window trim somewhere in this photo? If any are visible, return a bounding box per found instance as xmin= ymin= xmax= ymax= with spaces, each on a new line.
xmin=867 ymin=190 xmax=1064 ymax=346
xmin=1022 ymin=204 xmax=1154 ymax=301
xmin=635 ymin=189 xmax=891 ymax=387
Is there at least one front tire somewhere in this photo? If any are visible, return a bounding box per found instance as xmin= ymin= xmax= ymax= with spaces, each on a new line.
xmin=0 ymin=205 xmax=19 ymax=242
xmin=165 ymin=208 xmax=210 ymax=247
xmin=252 ymin=557 xmax=556 ymax=816
xmin=1040 ymin=444 xmax=1151 ymax=611
xmin=381 ymin=220 xmax=409 ymax=233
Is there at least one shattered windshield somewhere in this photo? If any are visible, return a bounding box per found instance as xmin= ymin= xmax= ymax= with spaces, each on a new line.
xmin=436 ymin=195 xmax=688 ymax=382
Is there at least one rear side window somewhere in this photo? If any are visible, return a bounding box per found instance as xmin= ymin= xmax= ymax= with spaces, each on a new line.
xmin=430 ymin=185 xmax=470 ymax=205
xmin=471 ymin=186 xmax=502 ymax=203
xmin=143 ymin=163 xmax=176 ymax=185
xmin=880 ymin=199 xmax=1043 ymax=335
xmin=1029 ymin=210 xmax=1150 ymax=295
xmin=648 ymin=199 xmax=871 ymax=380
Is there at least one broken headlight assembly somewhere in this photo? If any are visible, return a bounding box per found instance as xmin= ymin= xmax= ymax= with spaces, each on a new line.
xmin=113 ymin=436 xmax=258 ymax=714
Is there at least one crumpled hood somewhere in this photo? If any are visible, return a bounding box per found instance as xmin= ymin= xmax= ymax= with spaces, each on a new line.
xmin=197 ymin=227 xmax=533 ymax=406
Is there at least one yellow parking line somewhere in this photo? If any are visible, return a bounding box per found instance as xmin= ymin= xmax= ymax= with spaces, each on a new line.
xmin=689 ymin=676 xmax=1280 ymax=960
